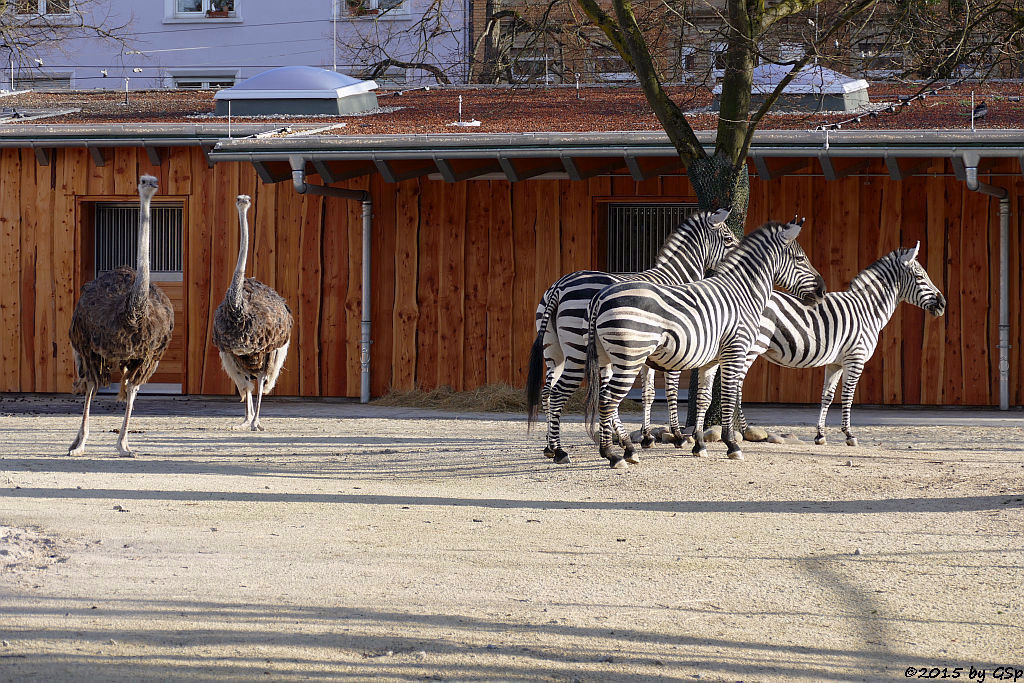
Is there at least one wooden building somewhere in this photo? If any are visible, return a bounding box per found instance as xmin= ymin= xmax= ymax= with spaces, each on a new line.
xmin=1 ymin=123 xmax=1022 ymax=407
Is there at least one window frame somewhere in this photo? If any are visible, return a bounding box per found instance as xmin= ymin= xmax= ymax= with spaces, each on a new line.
xmin=338 ymin=0 xmax=410 ymax=21
xmin=163 ymin=0 xmax=242 ymax=24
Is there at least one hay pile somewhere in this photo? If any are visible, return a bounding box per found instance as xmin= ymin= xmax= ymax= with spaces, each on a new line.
xmin=372 ymin=383 xmax=640 ymax=413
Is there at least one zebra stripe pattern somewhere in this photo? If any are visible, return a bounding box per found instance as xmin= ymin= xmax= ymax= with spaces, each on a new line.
xmin=739 ymin=242 xmax=946 ymax=446
xmin=583 ymin=220 xmax=826 ymax=468
xmin=526 ymin=208 xmax=737 ymax=465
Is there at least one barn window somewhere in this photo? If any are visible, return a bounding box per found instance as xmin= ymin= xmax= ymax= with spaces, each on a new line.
xmin=606 ymin=203 xmax=699 ymax=273
xmin=94 ymin=202 xmax=183 ymax=281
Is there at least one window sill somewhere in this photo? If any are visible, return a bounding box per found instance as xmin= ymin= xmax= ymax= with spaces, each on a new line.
xmin=163 ymin=15 xmax=243 ymax=24
xmin=337 ymin=11 xmax=410 ymax=21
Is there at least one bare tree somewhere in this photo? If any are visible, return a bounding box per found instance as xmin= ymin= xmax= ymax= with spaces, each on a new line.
xmin=0 ymin=0 xmax=133 ymax=86
xmin=332 ymin=0 xmax=466 ymax=84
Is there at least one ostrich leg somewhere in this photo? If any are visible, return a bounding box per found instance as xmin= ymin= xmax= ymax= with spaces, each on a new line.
xmin=230 ymin=388 xmax=256 ymax=431
xmin=116 ymin=384 xmax=141 ymax=458
xmin=251 ymin=374 xmax=267 ymax=432
xmin=68 ymin=383 xmax=96 ymax=456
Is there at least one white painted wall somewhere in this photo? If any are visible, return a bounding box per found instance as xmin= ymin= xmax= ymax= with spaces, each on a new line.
xmin=11 ymin=0 xmax=468 ymax=89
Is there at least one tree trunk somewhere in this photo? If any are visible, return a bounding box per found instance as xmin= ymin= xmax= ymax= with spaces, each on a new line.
xmin=684 ymin=154 xmax=749 ymax=429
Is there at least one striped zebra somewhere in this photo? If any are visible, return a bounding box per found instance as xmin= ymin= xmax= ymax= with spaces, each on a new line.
xmin=526 ymin=208 xmax=737 ymax=464
xmin=583 ymin=220 xmax=826 ymax=467
xmin=736 ymin=242 xmax=946 ymax=446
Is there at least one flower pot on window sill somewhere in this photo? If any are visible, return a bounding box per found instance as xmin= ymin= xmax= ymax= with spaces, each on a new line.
xmin=206 ymin=9 xmax=229 ymax=17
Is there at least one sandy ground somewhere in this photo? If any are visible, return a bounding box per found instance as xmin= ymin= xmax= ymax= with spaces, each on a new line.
xmin=1 ymin=393 xmax=1022 ymax=682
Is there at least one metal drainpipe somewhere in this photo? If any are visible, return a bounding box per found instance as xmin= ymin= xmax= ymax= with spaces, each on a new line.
xmin=963 ymin=155 xmax=1011 ymax=410
xmin=291 ymin=160 xmax=374 ymax=404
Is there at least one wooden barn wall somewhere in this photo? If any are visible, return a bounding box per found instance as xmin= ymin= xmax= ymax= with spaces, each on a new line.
xmin=0 ymin=147 xmax=1021 ymax=406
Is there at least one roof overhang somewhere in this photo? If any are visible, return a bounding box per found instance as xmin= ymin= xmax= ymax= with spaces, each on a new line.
xmin=3 ymin=124 xmax=1023 ymax=182
xmin=207 ymin=129 xmax=1024 ymax=184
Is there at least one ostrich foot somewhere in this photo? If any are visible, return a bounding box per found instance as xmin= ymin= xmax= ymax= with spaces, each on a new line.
xmin=68 ymin=445 xmax=85 ymax=457
xmin=230 ymin=421 xmax=254 ymax=431
xmin=116 ymin=446 xmax=136 ymax=458
xmin=250 ymin=422 xmax=265 ymax=432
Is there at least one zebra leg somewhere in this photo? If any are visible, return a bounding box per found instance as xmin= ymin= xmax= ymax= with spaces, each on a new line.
xmin=601 ymin=367 xmax=638 ymax=469
xmin=546 ymin=358 xmax=582 ymax=464
xmin=541 ymin=359 xmax=564 ymax=458
xmin=691 ymin=363 xmax=719 ymax=458
xmin=664 ymin=370 xmax=689 ymax=448
xmin=840 ymin=362 xmax=864 ymax=446
xmin=815 ymin=364 xmax=843 ymax=446
xmin=639 ymin=366 xmax=656 ymax=451
xmin=719 ymin=356 xmax=746 ymax=460
xmin=68 ymin=382 xmax=96 ymax=457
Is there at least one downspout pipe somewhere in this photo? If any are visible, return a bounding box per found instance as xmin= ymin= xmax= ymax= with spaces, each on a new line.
xmin=291 ymin=158 xmax=374 ymax=404
xmin=963 ymin=155 xmax=1010 ymax=410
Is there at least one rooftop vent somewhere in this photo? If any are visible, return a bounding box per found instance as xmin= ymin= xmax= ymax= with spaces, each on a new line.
xmin=214 ymin=66 xmax=378 ymax=116
xmin=713 ymin=64 xmax=869 ymax=112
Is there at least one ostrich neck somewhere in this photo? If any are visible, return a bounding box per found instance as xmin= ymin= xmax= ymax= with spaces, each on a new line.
xmin=129 ymin=193 xmax=153 ymax=315
xmin=227 ymin=207 xmax=250 ymax=311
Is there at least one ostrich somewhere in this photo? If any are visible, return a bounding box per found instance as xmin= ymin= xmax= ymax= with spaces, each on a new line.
xmin=212 ymin=194 xmax=293 ymax=431
xmin=68 ymin=175 xmax=174 ymax=457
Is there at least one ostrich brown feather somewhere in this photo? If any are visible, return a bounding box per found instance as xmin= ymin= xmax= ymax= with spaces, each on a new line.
xmin=213 ymin=278 xmax=293 ymax=380
xmin=69 ymin=267 xmax=174 ymax=400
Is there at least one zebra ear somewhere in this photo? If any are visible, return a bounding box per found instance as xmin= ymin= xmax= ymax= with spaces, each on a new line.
xmin=900 ymin=241 xmax=920 ymax=264
xmin=710 ymin=206 xmax=731 ymax=224
xmin=781 ymin=221 xmax=802 ymax=242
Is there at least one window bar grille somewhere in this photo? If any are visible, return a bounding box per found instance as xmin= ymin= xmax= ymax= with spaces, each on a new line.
xmin=95 ymin=203 xmax=183 ymax=281
xmin=607 ymin=203 xmax=698 ymax=273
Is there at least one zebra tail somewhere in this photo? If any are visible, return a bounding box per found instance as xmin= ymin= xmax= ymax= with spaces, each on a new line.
xmin=583 ymin=320 xmax=601 ymax=442
xmin=526 ymin=290 xmax=559 ymax=428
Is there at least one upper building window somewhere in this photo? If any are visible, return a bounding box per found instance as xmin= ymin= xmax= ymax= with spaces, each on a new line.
xmin=343 ymin=0 xmax=408 ymax=19
xmin=16 ymin=0 xmax=71 ymax=14
xmin=175 ymin=0 xmax=235 ymax=17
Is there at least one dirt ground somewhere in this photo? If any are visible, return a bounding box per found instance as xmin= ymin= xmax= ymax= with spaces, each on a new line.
xmin=1 ymin=393 xmax=1022 ymax=682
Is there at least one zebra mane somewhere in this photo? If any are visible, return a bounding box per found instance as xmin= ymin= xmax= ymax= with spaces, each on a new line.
xmin=848 ymin=249 xmax=911 ymax=292
xmin=710 ymin=221 xmax=788 ymax=275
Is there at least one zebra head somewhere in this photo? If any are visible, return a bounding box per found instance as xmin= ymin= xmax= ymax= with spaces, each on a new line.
xmin=774 ymin=220 xmax=827 ymax=306
xmin=897 ymin=242 xmax=946 ymax=317
xmin=705 ymin=206 xmax=740 ymax=268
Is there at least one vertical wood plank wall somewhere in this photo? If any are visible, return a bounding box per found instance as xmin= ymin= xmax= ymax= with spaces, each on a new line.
xmin=0 ymin=147 xmax=1021 ymax=406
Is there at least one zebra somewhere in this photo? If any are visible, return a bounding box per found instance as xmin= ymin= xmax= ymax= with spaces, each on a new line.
xmin=583 ymin=219 xmax=826 ymax=468
xmin=735 ymin=242 xmax=946 ymax=446
xmin=526 ymin=208 xmax=738 ymax=465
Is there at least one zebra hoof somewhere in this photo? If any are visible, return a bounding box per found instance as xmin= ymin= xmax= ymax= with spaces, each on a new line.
xmin=599 ymin=446 xmax=615 ymax=461
xmin=692 ymin=449 xmax=708 ymax=458
xmin=727 ymin=449 xmax=744 ymax=460
xmin=552 ymin=449 xmax=571 ymax=464
xmin=845 ymin=437 xmax=858 ymax=447
xmin=640 ymin=435 xmax=655 ymax=449
xmin=814 ymin=434 xmax=827 ymax=446
xmin=608 ymin=457 xmax=628 ymax=469
xmin=543 ymin=445 xmax=555 ymax=459
xmin=624 ymin=449 xmax=640 ymax=464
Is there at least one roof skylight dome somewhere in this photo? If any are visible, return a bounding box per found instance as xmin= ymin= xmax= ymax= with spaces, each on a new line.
xmin=713 ymin=63 xmax=869 ymax=112
xmin=214 ymin=66 xmax=379 ymax=116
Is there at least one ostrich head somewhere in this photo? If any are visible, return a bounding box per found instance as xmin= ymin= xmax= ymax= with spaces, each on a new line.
xmin=138 ymin=174 xmax=159 ymax=200
xmin=236 ymin=195 xmax=252 ymax=212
